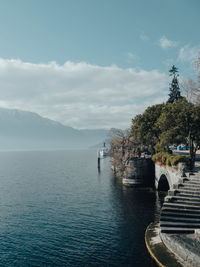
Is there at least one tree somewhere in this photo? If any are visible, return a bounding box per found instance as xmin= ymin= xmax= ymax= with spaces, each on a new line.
xmin=131 ymin=104 xmax=164 ymax=154
xmin=131 ymin=97 xmax=200 ymax=168
xmin=107 ymin=128 xmax=125 ymax=139
xmin=167 ymin=65 xmax=182 ymax=103
xmin=182 ymin=79 xmax=199 ymax=104
xmin=194 ymin=52 xmax=200 ymax=105
xmin=156 ymin=98 xmax=200 ymax=168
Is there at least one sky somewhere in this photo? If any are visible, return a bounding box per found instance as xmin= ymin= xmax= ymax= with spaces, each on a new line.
xmin=0 ymin=0 xmax=199 ymax=129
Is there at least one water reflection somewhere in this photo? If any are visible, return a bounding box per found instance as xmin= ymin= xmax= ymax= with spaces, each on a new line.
xmin=106 ymin=172 xmax=162 ymax=266
xmin=98 ymin=156 xmax=166 ymax=266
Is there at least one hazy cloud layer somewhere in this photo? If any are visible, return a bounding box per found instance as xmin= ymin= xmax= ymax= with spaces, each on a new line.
xmin=178 ymin=44 xmax=200 ymax=63
xmin=0 ymin=59 xmax=168 ymax=129
xmin=159 ymin=36 xmax=178 ymax=49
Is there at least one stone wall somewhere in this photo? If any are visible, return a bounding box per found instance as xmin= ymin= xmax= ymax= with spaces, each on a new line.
xmin=110 ymin=136 xmax=154 ymax=186
xmin=124 ymin=158 xmax=155 ymax=186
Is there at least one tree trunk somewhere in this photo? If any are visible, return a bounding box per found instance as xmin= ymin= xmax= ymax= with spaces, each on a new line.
xmin=189 ymin=131 xmax=195 ymax=170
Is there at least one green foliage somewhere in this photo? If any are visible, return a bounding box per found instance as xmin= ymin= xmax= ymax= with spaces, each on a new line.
xmin=131 ymin=70 xmax=200 ymax=160
xmin=167 ymin=65 xmax=182 ymax=103
xmin=152 ymin=152 xmax=189 ymax=166
xmin=131 ymin=98 xmax=198 ymax=153
xmin=155 ymin=98 xmax=200 ymax=152
xmin=171 ymin=155 xmax=188 ymax=166
xmin=131 ymin=104 xmax=164 ymax=153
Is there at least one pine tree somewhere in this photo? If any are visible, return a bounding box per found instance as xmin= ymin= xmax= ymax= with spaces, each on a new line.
xmin=167 ymin=65 xmax=182 ymax=103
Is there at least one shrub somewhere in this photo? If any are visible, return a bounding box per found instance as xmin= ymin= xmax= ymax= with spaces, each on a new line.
xmin=152 ymin=152 xmax=188 ymax=166
xmin=170 ymin=155 xmax=188 ymax=166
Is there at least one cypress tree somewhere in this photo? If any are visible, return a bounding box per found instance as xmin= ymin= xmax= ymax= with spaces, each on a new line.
xmin=167 ymin=65 xmax=182 ymax=103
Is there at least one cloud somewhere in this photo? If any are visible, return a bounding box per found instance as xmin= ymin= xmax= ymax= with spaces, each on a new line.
xmin=140 ymin=34 xmax=149 ymax=41
xmin=0 ymin=58 xmax=168 ymax=129
xmin=159 ymin=36 xmax=178 ymax=49
xmin=127 ymin=52 xmax=137 ymax=60
xmin=178 ymin=44 xmax=200 ymax=63
xmin=126 ymin=52 xmax=140 ymax=63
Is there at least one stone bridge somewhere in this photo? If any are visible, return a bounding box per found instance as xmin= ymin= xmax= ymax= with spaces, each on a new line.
xmin=155 ymin=162 xmax=185 ymax=191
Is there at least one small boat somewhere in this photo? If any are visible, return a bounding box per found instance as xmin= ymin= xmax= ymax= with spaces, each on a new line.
xmin=122 ymin=178 xmax=143 ymax=186
xmin=99 ymin=147 xmax=109 ymax=158
xmin=98 ymin=143 xmax=109 ymax=158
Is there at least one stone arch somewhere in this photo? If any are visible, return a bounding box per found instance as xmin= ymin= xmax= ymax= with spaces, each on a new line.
xmin=158 ymin=174 xmax=170 ymax=191
xmin=155 ymin=162 xmax=184 ymax=190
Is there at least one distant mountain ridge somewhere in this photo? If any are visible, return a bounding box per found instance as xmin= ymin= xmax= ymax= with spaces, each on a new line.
xmin=0 ymin=108 xmax=109 ymax=150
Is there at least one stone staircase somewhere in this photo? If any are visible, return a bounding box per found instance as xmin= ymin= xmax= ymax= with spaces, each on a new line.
xmin=160 ymin=172 xmax=200 ymax=234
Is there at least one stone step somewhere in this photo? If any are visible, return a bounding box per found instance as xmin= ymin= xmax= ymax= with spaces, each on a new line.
xmin=161 ymin=206 xmax=200 ymax=215
xmin=160 ymin=227 xmax=195 ymax=234
xmin=187 ymin=176 xmax=200 ymax=182
xmin=185 ymin=172 xmax=196 ymax=177
xmin=165 ymin=195 xmax=200 ymax=202
xmin=176 ymin=192 xmax=200 ymax=198
xmin=185 ymin=175 xmax=200 ymax=179
xmin=181 ymin=180 xmax=200 ymax=184
xmin=176 ymin=194 xmax=200 ymax=200
xmin=165 ymin=199 xmax=200 ymax=207
xmin=160 ymin=215 xmax=200 ymax=223
xmin=183 ymin=184 xmax=200 ymax=188
xmin=179 ymin=183 xmax=200 ymax=188
xmin=176 ymin=187 xmax=200 ymax=191
xmin=172 ymin=200 xmax=200 ymax=207
xmin=174 ymin=191 xmax=200 ymax=196
xmin=161 ymin=210 xmax=200 ymax=219
xmin=187 ymin=172 xmax=200 ymax=176
xmin=163 ymin=202 xmax=200 ymax=210
xmin=188 ymin=181 xmax=200 ymax=185
xmin=178 ymin=186 xmax=200 ymax=191
xmin=187 ymin=180 xmax=200 ymax=184
xmin=160 ymin=221 xmax=200 ymax=228
xmin=176 ymin=183 xmax=199 ymax=188
xmin=178 ymin=178 xmax=189 ymax=184
xmin=184 ymin=181 xmax=200 ymax=186
xmin=184 ymin=178 xmax=200 ymax=182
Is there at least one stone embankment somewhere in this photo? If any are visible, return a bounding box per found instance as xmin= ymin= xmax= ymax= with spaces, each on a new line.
xmin=109 ymin=136 xmax=154 ymax=186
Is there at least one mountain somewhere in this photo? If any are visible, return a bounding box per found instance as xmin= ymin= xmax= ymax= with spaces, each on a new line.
xmin=0 ymin=108 xmax=109 ymax=150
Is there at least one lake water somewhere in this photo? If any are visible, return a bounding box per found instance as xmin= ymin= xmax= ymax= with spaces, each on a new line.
xmin=0 ymin=149 xmax=164 ymax=266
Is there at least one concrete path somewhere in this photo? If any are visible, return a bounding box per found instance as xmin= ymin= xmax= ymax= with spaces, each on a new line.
xmin=145 ymin=223 xmax=183 ymax=266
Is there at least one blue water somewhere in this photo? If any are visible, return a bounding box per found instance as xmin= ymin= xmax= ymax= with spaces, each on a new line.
xmin=0 ymin=149 xmax=162 ymax=266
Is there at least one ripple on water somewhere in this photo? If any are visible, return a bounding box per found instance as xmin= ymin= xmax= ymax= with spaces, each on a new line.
xmin=0 ymin=150 xmax=159 ymax=266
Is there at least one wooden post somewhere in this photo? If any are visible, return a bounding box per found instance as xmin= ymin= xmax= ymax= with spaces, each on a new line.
xmin=97 ymin=151 xmax=100 ymax=169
